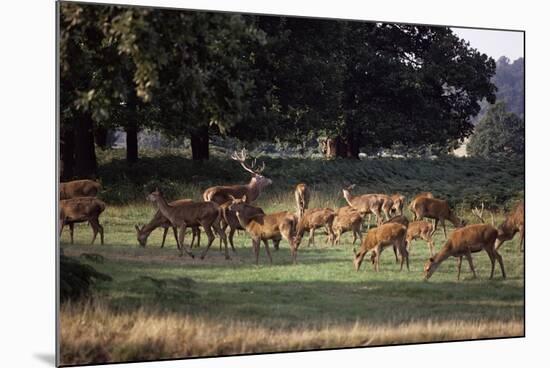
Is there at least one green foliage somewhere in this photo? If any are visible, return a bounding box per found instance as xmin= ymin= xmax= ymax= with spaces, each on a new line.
xmin=467 ymin=101 xmax=525 ymax=159
xmin=60 ymin=255 xmax=112 ymax=303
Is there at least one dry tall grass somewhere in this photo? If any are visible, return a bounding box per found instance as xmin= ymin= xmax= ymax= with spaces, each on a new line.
xmin=60 ymin=300 xmax=523 ymax=366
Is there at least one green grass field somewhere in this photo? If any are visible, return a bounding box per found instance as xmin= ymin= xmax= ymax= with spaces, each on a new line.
xmin=59 ymin=192 xmax=524 ymax=365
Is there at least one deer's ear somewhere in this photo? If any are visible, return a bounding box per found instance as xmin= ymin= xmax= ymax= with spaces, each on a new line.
xmin=242 ymin=194 xmax=247 ymax=202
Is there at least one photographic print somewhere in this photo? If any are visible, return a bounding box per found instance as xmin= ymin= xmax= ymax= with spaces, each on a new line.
xmin=57 ymin=1 xmax=525 ymax=366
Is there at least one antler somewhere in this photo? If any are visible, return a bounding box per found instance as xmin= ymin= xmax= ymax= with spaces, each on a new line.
xmin=231 ymin=149 xmax=265 ymax=175
xmin=471 ymin=202 xmax=485 ymax=223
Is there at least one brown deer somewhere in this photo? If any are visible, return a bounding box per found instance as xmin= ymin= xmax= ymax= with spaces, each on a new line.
xmin=406 ymin=221 xmax=435 ymax=256
xmin=134 ymin=199 xmax=201 ymax=248
xmin=202 ymin=149 xmax=272 ymax=205
xmin=495 ymin=201 xmax=525 ymax=252
xmin=408 ymin=192 xmax=434 ymax=220
xmin=352 ymin=223 xmax=408 ymax=272
xmin=147 ymin=189 xmax=228 ymax=259
xmin=331 ymin=206 xmax=363 ymax=246
xmin=228 ymin=195 xmax=298 ymax=264
xmin=219 ymin=201 xmax=265 ymax=252
xmin=383 ymin=215 xmax=410 ymax=263
xmin=294 ymin=183 xmax=310 ymax=219
xmin=60 ymin=179 xmax=101 ymax=200
xmin=342 ymin=185 xmax=386 ymax=227
xmin=411 ymin=197 xmax=465 ymax=238
xmin=294 ymin=208 xmax=335 ymax=248
xmin=424 ymin=224 xmax=506 ymax=280
xmin=60 ymin=197 xmax=106 ymax=245
xmin=390 ymin=194 xmax=406 ymax=216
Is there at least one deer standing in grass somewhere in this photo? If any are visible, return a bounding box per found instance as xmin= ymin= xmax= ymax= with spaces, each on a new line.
xmin=219 ymin=201 xmax=265 ymax=252
xmin=352 ymin=222 xmax=408 ymax=272
xmin=408 ymin=192 xmax=434 ymax=220
xmin=135 ymin=199 xmax=201 ymax=248
xmin=383 ymin=215 xmax=410 ymax=263
xmin=342 ymin=185 xmax=387 ymax=227
xmin=424 ymin=224 xmax=506 ymax=280
xmin=203 ymin=149 xmax=272 ymax=205
xmin=390 ymin=194 xmax=406 ymax=216
xmin=294 ymin=208 xmax=335 ymax=248
xmin=495 ymin=201 xmax=525 ymax=252
xmin=406 ymin=221 xmax=435 ymax=256
xmin=330 ymin=206 xmax=363 ymax=246
xmin=60 ymin=179 xmax=101 ymax=200
xmin=294 ymin=183 xmax=310 ymax=219
xmin=411 ymin=197 xmax=465 ymax=238
xmin=147 ymin=189 xmax=228 ymax=259
xmin=60 ymin=197 xmax=106 ymax=245
xmin=229 ymin=195 xmax=298 ymax=264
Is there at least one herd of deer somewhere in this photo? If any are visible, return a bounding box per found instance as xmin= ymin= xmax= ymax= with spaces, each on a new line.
xmin=59 ymin=150 xmax=525 ymax=281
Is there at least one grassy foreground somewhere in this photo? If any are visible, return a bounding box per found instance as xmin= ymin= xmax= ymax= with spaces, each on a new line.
xmin=59 ymin=194 xmax=525 ymax=365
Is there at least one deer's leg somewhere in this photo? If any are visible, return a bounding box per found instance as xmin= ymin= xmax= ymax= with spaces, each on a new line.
xmin=352 ymin=229 xmax=358 ymax=245
xmin=273 ymin=237 xmax=281 ymax=251
xmin=252 ymin=238 xmax=260 ymax=265
xmin=228 ymin=227 xmax=237 ymax=253
xmin=189 ymin=227 xmax=197 ymax=249
xmin=262 ymin=239 xmax=273 ymax=265
xmin=212 ymin=221 xmax=229 ymax=260
xmin=69 ymin=223 xmax=74 ymax=244
xmin=486 ymin=247 xmax=496 ymax=279
xmin=393 ymin=245 xmax=399 ymax=264
xmin=89 ymin=219 xmax=99 ymax=245
xmin=307 ymin=228 xmax=315 ymax=247
xmin=199 ymin=224 xmax=216 ymax=259
xmin=494 ymin=248 xmax=507 ymax=279
xmin=432 ymin=219 xmax=439 ymax=237
xmin=457 ymin=256 xmax=463 ymax=280
xmin=442 ymin=219 xmax=447 ymax=239
xmin=464 ymin=251 xmax=477 ymax=279
xmin=98 ymin=222 xmax=104 ymax=245
xmin=177 ymin=224 xmax=188 ymax=256
xmin=172 ymin=227 xmax=180 ymax=250
xmin=160 ymin=227 xmax=169 ymax=248
xmin=375 ymin=245 xmax=382 ymax=272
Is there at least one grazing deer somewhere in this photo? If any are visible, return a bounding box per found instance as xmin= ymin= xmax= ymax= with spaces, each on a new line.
xmin=424 ymin=224 xmax=506 ymax=280
xmin=390 ymin=194 xmax=406 ymax=216
xmin=147 ymin=189 xmax=228 ymax=259
xmin=411 ymin=197 xmax=465 ymax=238
xmin=408 ymin=192 xmax=434 ymax=220
xmin=294 ymin=183 xmax=310 ymax=219
xmin=203 ymin=149 xmax=272 ymax=205
xmin=495 ymin=201 xmax=525 ymax=252
xmin=60 ymin=197 xmax=106 ymax=245
xmin=219 ymin=201 xmax=265 ymax=252
xmin=294 ymin=208 xmax=335 ymax=248
xmin=228 ymin=195 xmax=298 ymax=264
xmin=342 ymin=185 xmax=385 ymax=227
xmin=60 ymin=179 xmax=101 ymax=200
xmin=331 ymin=206 xmax=363 ymax=246
xmin=134 ymin=199 xmax=201 ymax=248
xmin=406 ymin=221 xmax=435 ymax=256
xmin=353 ymin=223 xmax=408 ymax=272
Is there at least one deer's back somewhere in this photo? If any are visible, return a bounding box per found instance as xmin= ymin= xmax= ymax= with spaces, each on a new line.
xmin=60 ymin=179 xmax=100 ymax=200
xmin=60 ymin=197 xmax=105 ymax=221
xmin=414 ymin=197 xmax=450 ymax=217
xmin=407 ymin=221 xmax=433 ymax=236
xmin=203 ymin=184 xmax=251 ymax=205
xmin=448 ymin=224 xmax=498 ymax=252
xmin=362 ymin=223 xmax=406 ymax=250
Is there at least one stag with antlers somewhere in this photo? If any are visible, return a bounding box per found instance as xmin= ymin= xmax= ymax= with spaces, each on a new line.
xmin=202 ymin=149 xmax=272 ymax=205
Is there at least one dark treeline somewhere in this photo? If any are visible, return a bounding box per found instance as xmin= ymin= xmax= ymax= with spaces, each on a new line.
xmin=59 ymin=3 xmax=497 ymax=179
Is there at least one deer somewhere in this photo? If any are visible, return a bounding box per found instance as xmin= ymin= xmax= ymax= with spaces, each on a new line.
xmin=147 ymin=189 xmax=228 ymax=259
xmin=202 ymin=149 xmax=272 ymax=205
xmin=60 ymin=179 xmax=101 ymax=200
xmin=330 ymin=206 xmax=363 ymax=246
xmin=383 ymin=215 xmax=410 ymax=263
xmin=390 ymin=194 xmax=406 ymax=216
xmin=352 ymin=222 xmax=409 ymax=272
xmin=219 ymin=201 xmax=265 ymax=252
xmin=342 ymin=185 xmax=386 ymax=228
xmin=294 ymin=183 xmax=310 ymax=219
xmin=59 ymin=197 xmax=106 ymax=245
xmin=408 ymin=192 xmax=434 ymax=220
xmin=406 ymin=221 xmax=435 ymax=256
xmin=294 ymin=208 xmax=335 ymax=248
xmin=495 ymin=201 xmax=525 ymax=252
xmin=228 ymin=195 xmax=298 ymax=265
xmin=424 ymin=224 xmax=506 ymax=280
xmin=134 ymin=199 xmax=201 ymax=248
xmin=411 ymin=197 xmax=465 ymax=239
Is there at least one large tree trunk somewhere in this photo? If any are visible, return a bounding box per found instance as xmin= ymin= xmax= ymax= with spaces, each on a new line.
xmin=73 ymin=111 xmax=97 ymax=178
xmin=60 ymin=127 xmax=75 ymax=181
xmin=94 ymin=126 xmax=109 ymax=150
xmin=191 ymin=125 xmax=209 ymax=160
xmin=321 ymin=136 xmax=359 ymax=159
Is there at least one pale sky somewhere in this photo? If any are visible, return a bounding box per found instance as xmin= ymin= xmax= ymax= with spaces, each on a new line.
xmin=452 ymin=27 xmax=524 ymax=62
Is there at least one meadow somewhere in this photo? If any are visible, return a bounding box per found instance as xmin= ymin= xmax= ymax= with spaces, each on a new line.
xmin=59 ymin=151 xmax=524 ymax=366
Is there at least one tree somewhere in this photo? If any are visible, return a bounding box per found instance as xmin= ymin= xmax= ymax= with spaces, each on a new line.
xmin=467 ymin=101 xmax=524 ymax=159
